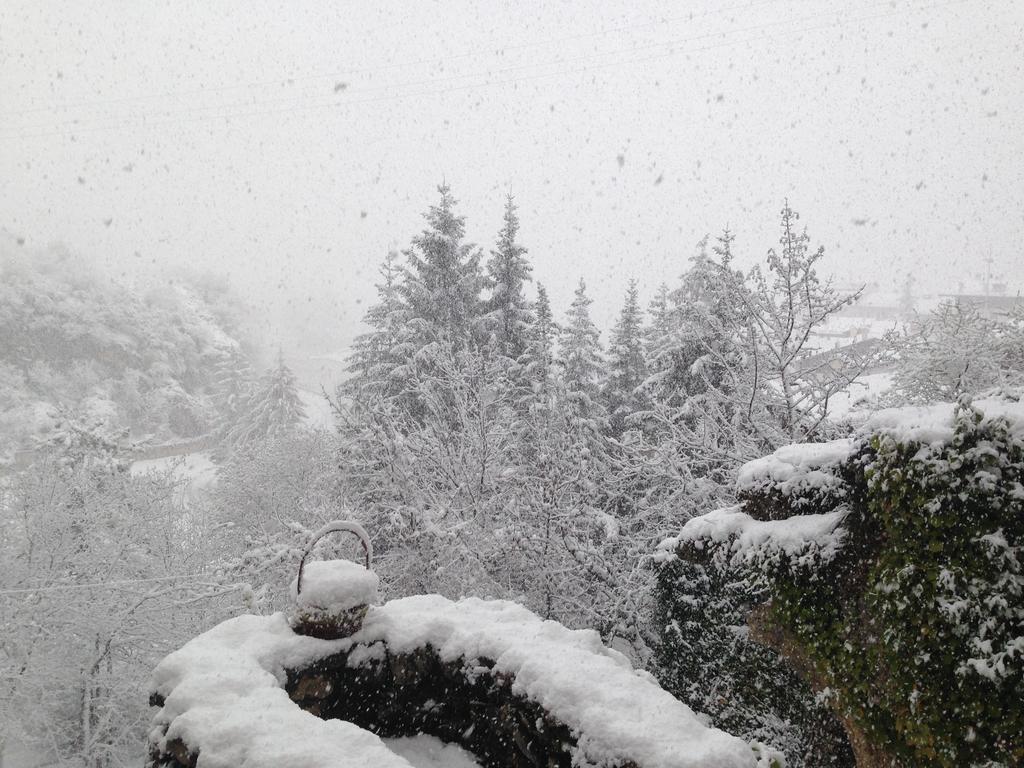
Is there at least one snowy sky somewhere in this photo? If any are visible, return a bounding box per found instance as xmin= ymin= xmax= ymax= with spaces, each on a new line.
xmin=2 ymin=0 xmax=1022 ymax=364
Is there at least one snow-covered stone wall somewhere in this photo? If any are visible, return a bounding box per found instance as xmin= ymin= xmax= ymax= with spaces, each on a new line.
xmin=148 ymin=595 xmax=770 ymax=768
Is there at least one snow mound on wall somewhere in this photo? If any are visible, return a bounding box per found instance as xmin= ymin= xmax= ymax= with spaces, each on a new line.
xmin=352 ymin=595 xmax=757 ymax=768
xmin=656 ymin=505 xmax=849 ymax=568
xmin=736 ymin=438 xmax=854 ymax=496
xmin=149 ymin=613 xmax=412 ymax=768
xmin=150 ymin=597 xmax=759 ymax=768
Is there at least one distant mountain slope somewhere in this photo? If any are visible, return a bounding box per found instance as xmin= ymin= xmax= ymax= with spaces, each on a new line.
xmin=0 ymin=239 xmax=254 ymax=456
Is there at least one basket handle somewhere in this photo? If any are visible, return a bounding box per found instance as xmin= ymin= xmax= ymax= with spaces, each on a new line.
xmin=296 ymin=520 xmax=373 ymax=597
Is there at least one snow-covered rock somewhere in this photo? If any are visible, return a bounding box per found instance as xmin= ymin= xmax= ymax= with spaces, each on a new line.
xmin=351 ymin=595 xmax=756 ymax=768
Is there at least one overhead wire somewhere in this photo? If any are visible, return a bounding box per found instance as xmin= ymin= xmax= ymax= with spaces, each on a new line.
xmin=1 ymin=0 xmax=790 ymax=119
xmin=1 ymin=0 xmax=968 ymax=142
xmin=7 ymin=0 xmax=903 ymax=133
xmin=0 ymin=0 xmax=951 ymax=139
xmin=2 ymin=0 xmax=918 ymax=133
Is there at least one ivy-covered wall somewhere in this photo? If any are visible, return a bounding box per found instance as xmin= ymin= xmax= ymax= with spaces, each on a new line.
xmin=660 ymin=395 xmax=1024 ymax=767
xmin=654 ymin=551 xmax=855 ymax=767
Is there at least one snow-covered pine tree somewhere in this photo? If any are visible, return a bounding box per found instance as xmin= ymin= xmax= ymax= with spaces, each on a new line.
xmin=484 ymin=194 xmax=534 ymax=361
xmin=560 ymin=278 xmax=606 ymax=423
xmin=554 ymin=279 xmax=617 ymax=606
xmin=604 ymin=279 xmax=647 ymax=437
xmin=639 ymin=236 xmax=734 ymax=410
xmin=519 ymin=282 xmax=558 ymax=399
xmin=210 ymin=344 xmax=256 ymax=438
xmin=343 ymin=248 xmax=412 ymax=403
xmin=223 ymin=353 xmax=306 ymax=451
xmin=643 ymin=282 xmax=672 ymax=372
xmin=400 ymin=184 xmax=484 ymax=349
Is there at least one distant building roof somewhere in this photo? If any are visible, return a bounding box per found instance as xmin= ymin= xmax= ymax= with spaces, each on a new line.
xmin=940 ymin=294 xmax=1024 ymax=315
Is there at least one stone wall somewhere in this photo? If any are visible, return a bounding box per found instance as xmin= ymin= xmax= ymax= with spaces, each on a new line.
xmin=286 ymin=644 xmax=586 ymax=768
xmin=149 ymin=641 xmax=625 ymax=768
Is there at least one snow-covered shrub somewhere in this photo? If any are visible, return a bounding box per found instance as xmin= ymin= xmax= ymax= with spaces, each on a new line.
xmin=891 ymin=299 xmax=1024 ymax=404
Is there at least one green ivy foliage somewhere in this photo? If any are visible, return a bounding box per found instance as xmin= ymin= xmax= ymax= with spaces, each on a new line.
xmin=743 ymin=398 xmax=1023 ymax=766
xmin=655 ymin=547 xmax=856 ymax=766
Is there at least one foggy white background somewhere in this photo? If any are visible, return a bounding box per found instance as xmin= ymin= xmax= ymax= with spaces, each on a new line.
xmin=2 ymin=0 xmax=1021 ymax=365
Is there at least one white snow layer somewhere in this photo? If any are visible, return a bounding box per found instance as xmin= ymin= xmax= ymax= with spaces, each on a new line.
xmin=736 ymin=438 xmax=854 ymax=495
xmin=149 ymin=613 xmax=414 ymax=768
xmin=737 ymin=393 xmax=1024 ymax=496
xmin=384 ymin=735 xmax=481 ymax=768
xmin=658 ymin=505 xmax=849 ymax=567
xmin=352 ymin=595 xmax=755 ymax=767
xmin=150 ymin=597 xmax=758 ymax=768
xmin=291 ymin=559 xmax=379 ymax=610
xmin=857 ymin=393 xmax=1024 ymax=446
xmin=664 ymin=394 xmax=1024 ymax=566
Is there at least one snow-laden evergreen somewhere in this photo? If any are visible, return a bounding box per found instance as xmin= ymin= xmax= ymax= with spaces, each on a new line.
xmin=605 ymin=280 xmax=647 ymax=437
xmin=483 ymin=194 xmax=534 ymax=361
xmin=224 ymin=354 xmax=306 ymax=451
xmin=399 ymin=184 xmax=484 ymax=350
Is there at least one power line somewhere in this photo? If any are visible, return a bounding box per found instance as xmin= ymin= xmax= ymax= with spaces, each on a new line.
xmin=2 ymin=0 xmax=789 ymax=119
xmin=1 ymin=0 xmax=910 ymax=133
xmin=13 ymin=0 xmax=888 ymax=131
xmin=1 ymin=0 xmax=967 ymax=142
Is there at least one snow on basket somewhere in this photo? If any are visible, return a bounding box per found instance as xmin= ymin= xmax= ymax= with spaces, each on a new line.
xmin=289 ymin=520 xmax=378 ymax=640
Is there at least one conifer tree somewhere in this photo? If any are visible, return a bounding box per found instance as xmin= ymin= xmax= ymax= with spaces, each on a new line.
xmin=400 ymin=184 xmax=484 ymax=348
xmin=643 ymin=283 xmax=672 ymax=366
xmin=344 ymin=248 xmax=412 ymax=402
xmin=560 ymin=279 xmax=605 ymax=418
xmin=210 ymin=345 xmax=256 ymax=437
xmin=558 ymin=279 xmax=609 ymax=499
xmin=224 ymin=353 xmax=306 ymax=451
xmin=678 ymin=229 xmax=745 ymax=399
xmin=605 ymin=280 xmax=647 ymax=436
xmin=513 ymin=282 xmax=561 ymax=472
xmin=518 ymin=283 xmax=558 ymax=401
xmin=484 ymin=194 xmax=534 ymax=360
